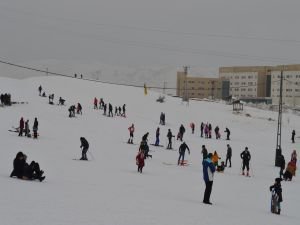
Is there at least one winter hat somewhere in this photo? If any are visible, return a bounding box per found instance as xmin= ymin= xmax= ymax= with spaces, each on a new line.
xmin=245 ymin=147 xmax=248 ymax=150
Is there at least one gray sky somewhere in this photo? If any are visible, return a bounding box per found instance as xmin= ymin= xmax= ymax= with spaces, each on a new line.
xmin=1 ymin=0 xmax=300 ymax=74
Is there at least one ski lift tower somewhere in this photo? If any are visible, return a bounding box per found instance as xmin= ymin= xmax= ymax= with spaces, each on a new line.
xmin=275 ymin=67 xmax=284 ymax=167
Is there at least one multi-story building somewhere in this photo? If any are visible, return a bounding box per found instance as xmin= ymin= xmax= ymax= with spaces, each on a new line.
xmin=271 ymin=65 xmax=300 ymax=107
xmin=219 ymin=66 xmax=272 ymax=99
xmin=176 ymin=71 xmax=229 ymax=100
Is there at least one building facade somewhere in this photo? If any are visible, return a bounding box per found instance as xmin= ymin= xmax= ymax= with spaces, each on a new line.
xmin=176 ymin=71 xmax=228 ymax=100
xmin=271 ymin=65 xmax=300 ymax=107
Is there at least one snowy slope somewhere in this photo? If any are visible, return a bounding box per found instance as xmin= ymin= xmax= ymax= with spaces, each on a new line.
xmin=0 ymin=76 xmax=299 ymax=225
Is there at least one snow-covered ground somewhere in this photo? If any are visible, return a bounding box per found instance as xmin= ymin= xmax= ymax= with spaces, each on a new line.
xmin=0 ymin=76 xmax=299 ymax=225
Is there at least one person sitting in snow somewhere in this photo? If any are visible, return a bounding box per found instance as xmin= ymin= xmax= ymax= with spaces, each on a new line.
xmin=216 ymin=161 xmax=225 ymax=172
xmin=211 ymin=151 xmax=221 ymax=167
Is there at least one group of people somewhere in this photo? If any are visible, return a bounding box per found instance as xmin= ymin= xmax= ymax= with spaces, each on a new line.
xmin=18 ymin=117 xmax=39 ymax=138
xmin=93 ymin=97 xmax=126 ymax=118
xmin=68 ymin=103 xmax=82 ymax=117
xmin=135 ymin=132 xmax=152 ymax=173
xmin=199 ymin=122 xmax=231 ymax=140
xmin=0 ymin=93 xmax=11 ymax=106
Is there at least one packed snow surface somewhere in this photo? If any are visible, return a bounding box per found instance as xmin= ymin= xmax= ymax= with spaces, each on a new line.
xmin=0 ymin=76 xmax=299 ymax=225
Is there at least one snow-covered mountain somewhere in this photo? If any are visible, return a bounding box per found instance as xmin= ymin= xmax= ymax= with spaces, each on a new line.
xmin=0 ymin=76 xmax=299 ymax=225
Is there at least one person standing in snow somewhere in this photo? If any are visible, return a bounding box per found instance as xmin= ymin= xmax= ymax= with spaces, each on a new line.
xmin=190 ymin=122 xmax=195 ymax=134
xmin=203 ymin=153 xmax=215 ymax=205
xmin=108 ymin=103 xmax=113 ymax=117
xmin=278 ymin=154 xmax=285 ymax=179
xmin=270 ymin=178 xmax=283 ymax=215
xmin=291 ymin=130 xmax=296 ymax=143
xmin=18 ymin=117 xmax=24 ymax=136
xmin=178 ymin=142 xmax=190 ymax=165
xmin=166 ymin=129 xmax=174 ymax=149
xmin=38 ymin=85 xmax=42 ymax=96
xmin=121 ymin=104 xmax=126 ymax=117
xmin=142 ymin=132 xmax=149 ymax=143
xmin=77 ymin=103 xmax=82 ymax=115
xmin=94 ymin=97 xmax=98 ymax=109
xmin=32 ymin=117 xmax=39 ymax=139
xmin=155 ymin=127 xmax=160 ymax=146
xmin=225 ymin=144 xmax=232 ymax=167
xmin=214 ymin=126 xmax=220 ymax=139
xmin=136 ymin=151 xmax=145 ymax=173
xmin=24 ymin=119 xmax=30 ymax=137
xmin=200 ymin=122 xmax=204 ymax=137
xmin=80 ymin=137 xmax=89 ymax=160
xmin=224 ymin=127 xmax=231 ymax=140
xmin=177 ymin=124 xmax=185 ymax=141
xmin=128 ymin=124 xmax=135 ymax=144
xmin=201 ymin=145 xmax=208 ymax=160
xmin=240 ymin=147 xmax=251 ymax=176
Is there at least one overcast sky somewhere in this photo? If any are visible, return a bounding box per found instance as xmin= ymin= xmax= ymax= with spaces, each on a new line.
xmin=1 ymin=0 xmax=300 ymax=72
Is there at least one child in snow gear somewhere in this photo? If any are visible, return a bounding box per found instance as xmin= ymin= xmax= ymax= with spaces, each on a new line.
xmin=155 ymin=127 xmax=160 ymax=146
xmin=224 ymin=127 xmax=231 ymax=140
xmin=18 ymin=117 xmax=24 ymax=136
xmin=136 ymin=151 xmax=145 ymax=173
xmin=291 ymin=130 xmax=296 ymax=143
xmin=128 ymin=124 xmax=135 ymax=144
xmin=217 ymin=161 xmax=225 ymax=172
xmin=32 ymin=117 xmax=39 ymax=139
xmin=80 ymin=137 xmax=89 ymax=160
xmin=270 ymin=178 xmax=283 ymax=215
xmin=203 ymin=153 xmax=216 ymax=204
xmin=240 ymin=147 xmax=251 ymax=176
xmin=166 ymin=129 xmax=174 ymax=149
xmin=178 ymin=142 xmax=190 ymax=165
xmin=225 ymin=144 xmax=232 ymax=167
xmin=10 ymin=152 xmax=45 ymax=182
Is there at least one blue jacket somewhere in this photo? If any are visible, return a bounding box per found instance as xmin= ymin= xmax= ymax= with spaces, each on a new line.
xmin=203 ymin=158 xmax=216 ymax=182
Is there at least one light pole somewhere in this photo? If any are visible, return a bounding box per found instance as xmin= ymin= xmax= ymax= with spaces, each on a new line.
xmin=275 ymin=68 xmax=283 ymax=167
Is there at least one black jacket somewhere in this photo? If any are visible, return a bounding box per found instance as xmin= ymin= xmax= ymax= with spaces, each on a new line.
xmin=80 ymin=138 xmax=89 ymax=149
xmin=179 ymin=143 xmax=190 ymax=154
xmin=240 ymin=150 xmax=251 ymax=162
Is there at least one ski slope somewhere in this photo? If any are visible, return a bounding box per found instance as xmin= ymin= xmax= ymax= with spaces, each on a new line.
xmin=0 ymin=76 xmax=299 ymax=225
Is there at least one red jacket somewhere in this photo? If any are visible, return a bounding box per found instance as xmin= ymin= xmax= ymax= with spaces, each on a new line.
xmin=136 ymin=152 xmax=145 ymax=167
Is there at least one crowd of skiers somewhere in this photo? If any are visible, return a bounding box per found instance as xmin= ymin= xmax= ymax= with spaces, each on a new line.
xmin=93 ymin=97 xmax=126 ymax=118
xmin=17 ymin=117 xmax=39 ymax=138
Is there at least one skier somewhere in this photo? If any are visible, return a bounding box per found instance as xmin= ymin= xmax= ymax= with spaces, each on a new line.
xmin=80 ymin=137 xmax=89 ymax=160
xmin=224 ymin=127 xmax=231 ymax=140
xmin=94 ymin=97 xmax=98 ymax=109
xmin=291 ymin=130 xmax=296 ymax=143
xmin=32 ymin=117 xmax=39 ymax=139
xmin=190 ymin=122 xmax=195 ymax=134
xmin=10 ymin=152 xmax=45 ymax=182
xmin=166 ymin=129 xmax=174 ymax=149
xmin=225 ymin=144 xmax=232 ymax=167
xmin=201 ymin=145 xmax=208 ymax=160
xmin=128 ymin=124 xmax=135 ymax=144
xmin=38 ymin=85 xmax=42 ymax=96
xmin=240 ymin=147 xmax=251 ymax=176
xmin=139 ymin=140 xmax=152 ymax=159
xmin=203 ymin=153 xmax=216 ymax=205
xmin=142 ymin=132 xmax=149 ymax=142
xmin=270 ymin=178 xmax=283 ymax=215
xmin=155 ymin=127 xmax=160 ymax=146
xmin=18 ymin=117 xmax=24 ymax=136
xmin=178 ymin=142 xmax=190 ymax=165
xmin=136 ymin=151 xmax=145 ymax=173
xmin=200 ymin=122 xmax=204 ymax=137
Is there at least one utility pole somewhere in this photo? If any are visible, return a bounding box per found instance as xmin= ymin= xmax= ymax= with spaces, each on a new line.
xmin=275 ymin=68 xmax=283 ymax=167
xmin=183 ymin=66 xmax=189 ymax=102
xmin=163 ymin=81 xmax=166 ymax=95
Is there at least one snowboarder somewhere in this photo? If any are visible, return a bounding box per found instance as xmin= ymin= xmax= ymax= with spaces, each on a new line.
xmin=128 ymin=124 xmax=135 ymax=144
xmin=203 ymin=153 xmax=216 ymax=205
xmin=240 ymin=147 xmax=251 ymax=176
xmin=166 ymin=129 xmax=174 ymax=149
xmin=155 ymin=127 xmax=160 ymax=146
xmin=80 ymin=137 xmax=89 ymax=160
xmin=32 ymin=117 xmax=38 ymax=139
xmin=224 ymin=127 xmax=231 ymax=140
xmin=201 ymin=145 xmax=208 ymax=160
xmin=291 ymin=130 xmax=296 ymax=143
xmin=94 ymin=97 xmax=98 ymax=109
xmin=136 ymin=151 xmax=145 ymax=173
xmin=225 ymin=144 xmax=232 ymax=167
xmin=178 ymin=142 xmax=190 ymax=165
xmin=270 ymin=178 xmax=283 ymax=215
xmin=190 ymin=122 xmax=195 ymax=134
xmin=18 ymin=117 xmax=24 ymax=136
xmin=10 ymin=152 xmax=45 ymax=182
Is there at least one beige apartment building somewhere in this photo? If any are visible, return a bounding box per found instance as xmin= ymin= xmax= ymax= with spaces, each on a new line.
xmin=176 ymin=71 xmax=228 ymax=100
xmin=219 ymin=66 xmax=272 ymax=99
xmin=271 ymin=64 xmax=300 ymax=107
